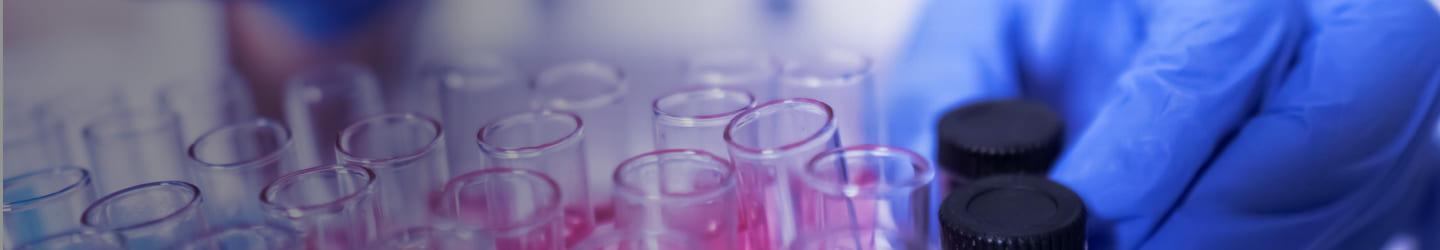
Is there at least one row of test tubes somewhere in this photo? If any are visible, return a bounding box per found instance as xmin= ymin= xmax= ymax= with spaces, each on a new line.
xmin=3 ymin=49 xmax=930 ymax=250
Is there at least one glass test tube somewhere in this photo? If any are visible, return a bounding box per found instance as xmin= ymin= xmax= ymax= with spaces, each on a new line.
xmin=438 ymin=168 xmax=564 ymax=250
xmin=533 ymin=61 xmax=631 ymax=221
xmin=788 ymin=228 xmax=904 ymax=250
xmin=652 ymin=87 xmax=756 ymax=157
xmin=81 ymin=181 xmax=207 ymax=249
xmin=790 ymin=145 xmax=934 ymax=250
xmin=83 ymin=110 xmax=192 ymax=194
xmin=176 ymin=223 xmax=300 ymax=250
xmin=432 ymin=56 xmax=531 ymax=173
xmin=12 ymin=230 xmax=124 ymax=250
xmin=3 ymin=167 xmax=97 ymax=248
xmin=160 ymin=75 xmax=259 ymax=144
xmin=778 ymin=50 xmax=878 ymax=145
xmin=33 ymin=89 xmax=160 ymax=167
xmin=336 ymin=113 xmax=449 ymax=234
xmin=475 ymin=111 xmax=592 ymax=245
xmin=260 ymin=164 xmax=379 ymax=250
xmin=571 ymin=230 xmax=697 ymax=250
xmin=367 ymin=223 xmax=495 ymax=250
xmin=283 ymin=64 xmax=386 ymax=168
xmin=612 ymin=149 xmax=739 ymax=250
xmin=684 ymin=50 xmax=780 ymax=100
xmin=186 ymin=119 xmax=296 ymax=227
xmin=724 ymin=98 xmax=842 ymax=249
xmin=4 ymin=107 xmax=71 ymax=177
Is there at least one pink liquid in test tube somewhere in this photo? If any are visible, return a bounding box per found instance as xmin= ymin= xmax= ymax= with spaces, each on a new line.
xmin=439 ymin=168 xmax=565 ymax=250
xmin=790 ymin=145 xmax=934 ymax=250
xmin=613 ymin=149 xmax=740 ymax=250
xmin=476 ymin=111 xmax=595 ymax=246
xmin=724 ymin=98 xmax=842 ymax=249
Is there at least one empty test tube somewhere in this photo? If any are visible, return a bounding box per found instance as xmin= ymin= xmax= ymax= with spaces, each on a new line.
xmin=724 ymin=98 xmax=842 ymax=249
xmin=651 ymin=87 xmax=756 ymax=157
xmin=81 ymin=181 xmax=207 ymax=249
xmin=432 ymin=56 xmax=531 ymax=173
xmin=186 ymin=119 xmax=296 ymax=227
xmin=778 ymin=50 xmax=879 ymax=145
xmin=12 ymin=230 xmax=124 ymax=250
xmin=571 ymin=230 xmax=697 ymax=250
xmin=159 ymin=75 xmax=259 ymax=143
xmin=612 ymin=149 xmax=739 ymax=250
xmin=533 ymin=61 xmax=632 ymax=220
xmin=175 ymin=223 xmax=300 ymax=250
xmin=476 ymin=111 xmax=592 ymax=245
xmin=3 ymin=110 xmax=71 ymax=177
xmin=83 ymin=110 xmax=192 ymax=194
xmin=684 ymin=50 xmax=780 ymax=100
xmin=3 ymin=167 xmax=97 ymax=248
xmin=260 ymin=164 xmax=380 ymax=250
xmin=790 ymin=145 xmax=934 ymax=250
xmin=336 ymin=113 xmax=450 ymax=235
xmin=33 ymin=89 xmax=160 ymax=169
xmin=438 ymin=168 xmax=565 ymax=250
xmin=367 ymin=223 xmax=495 ymax=250
xmin=284 ymin=64 xmax=386 ymax=168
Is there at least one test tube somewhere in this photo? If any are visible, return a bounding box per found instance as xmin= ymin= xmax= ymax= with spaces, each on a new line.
xmin=612 ymin=149 xmax=739 ymax=250
xmin=12 ymin=230 xmax=124 ymax=250
xmin=367 ymin=223 xmax=495 ymax=250
xmin=3 ymin=167 xmax=97 ymax=248
xmin=260 ymin=164 xmax=379 ymax=250
xmin=651 ymin=87 xmax=756 ymax=157
xmin=790 ymin=145 xmax=934 ymax=250
xmin=83 ymin=110 xmax=191 ymax=194
xmin=438 ymin=168 xmax=564 ymax=250
xmin=533 ymin=61 xmax=631 ymax=221
xmin=175 ymin=223 xmax=300 ymax=250
xmin=788 ymin=228 xmax=904 ymax=250
xmin=778 ymin=50 xmax=878 ymax=145
xmin=336 ymin=113 xmax=449 ymax=234
xmin=33 ymin=89 xmax=160 ymax=167
xmin=723 ymin=98 xmax=841 ymax=249
xmin=81 ymin=181 xmax=207 ymax=249
xmin=3 ymin=113 xmax=70 ymax=177
xmin=431 ymin=56 xmax=531 ymax=173
xmin=476 ymin=110 xmax=593 ymax=244
xmin=571 ymin=230 xmax=697 ymax=250
xmin=160 ymin=75 xmax=259 ymax=144
xmin=283 ymin=64 xmax=386 ymax=168
xmin=684 ymin=50 xmax=780 ymax=100
xmin=186 ymin=119 xmax=296 ymax=227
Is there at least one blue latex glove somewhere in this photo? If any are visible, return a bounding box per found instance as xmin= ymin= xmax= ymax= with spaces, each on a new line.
xmin=887 ymin=0 xmax=1440 ymax=248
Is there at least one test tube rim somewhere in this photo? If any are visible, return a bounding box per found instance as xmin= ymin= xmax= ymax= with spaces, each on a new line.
xmin=612 ymin=149 xmax=738 ymax=203
xmin=80 ymin=109 xmax=182 ymax=140
xmin=440 ymin=168 xmax=563 ymax=233
xmin=187 ymin=118 xmax=294 ymax=169
xmin=683 ymin=49 xmax=781 ymax=86
xmin=797 ymin=145 xmax=936 ymax=198
xmin=335 ymin=112 xmax=445 ymax=166
xmin=3 ymin=166 xmax=92 ymax=212
xmin=652 ymin=87 xmax=757 ymax=125
xmin=723 ymin=98 xmax=839 ymax=156
xmin=532 ymin=60 xmax=629 ymax=111
xmin=475 ymin=111 xmax=585 ymax=158
xmin=80 ymin=180 xmax=203 ymax=231
xmin=259 ymin=164 xmax=377 ymax=214
xmin=779 ymin=49 xmax=873 ymax=88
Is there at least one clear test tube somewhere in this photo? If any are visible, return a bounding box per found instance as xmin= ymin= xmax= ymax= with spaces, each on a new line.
xmin=32 ymin=89 xmax=160 ymax=167
xmin=437 ymin=168 xmax=564 ymax=250
xmin=723 ymin=98 xmax=842 ymax=249
xmin=3 ymin=167 xmax=97 ymax=248
xmin=81 ymin=181 xmax=207 ymax=249
xmin=778 ymin=50 xmax=878 ymax=145
xmin=571 ymin=230 xmax=697 ymax=250
xmin=651 ymin=87 xmax=756 ymax=157
xmin=176 ymin=223 xmax=300 ymax=250
xmin=475 ymin=111 xmax=592 ymax=245
xmin=532 ymin=61 xmax=631 ymax=221
xmin=431 ymin=56 xmax=531 ymax=173
xmin=12 ymin=230 xmax=124 ymax=250
xmin=790 ymin=145 xmax=934 ymax=250
xmin=283 ymin=64 xmax=386 ymax=168
xmin=82 ymin=109 xmax=192 ymax=194
xmin=186 ymin=119 xmax=296 ymax=227
xmin=612 ymin=149 xmax=739 ymax=250
xmin=788 ymin=228 xmax=904 ymax=250
xmin=260 ymin=164 xmax=380 ymax=250
xmin=160 ymin=75 xmax=259 ymax=144
xmin=367 ymin=223 xmax=495 ymax=250
xmin=684 ymin=50 xmax=781 ymax=100
xmin=3 ymin=113 xmax=70 ymax=177
xmin=336 ymin=113 xmax=449 ymax=235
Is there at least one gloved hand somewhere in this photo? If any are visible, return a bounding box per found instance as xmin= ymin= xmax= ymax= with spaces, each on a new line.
xmin=885 ymin=0 xmax=1440 ymax=248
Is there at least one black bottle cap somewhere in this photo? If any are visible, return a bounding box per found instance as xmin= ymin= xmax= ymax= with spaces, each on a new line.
xmin=940 ymin=175 xmax=1086 ymax=250
xmin=936 ymin=99 xmax=1063 ymax=178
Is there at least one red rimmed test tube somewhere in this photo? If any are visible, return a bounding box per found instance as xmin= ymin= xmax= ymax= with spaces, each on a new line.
xmin=652 ymin=87 xmax=757 ymax=158
xmin=4 ymin=167 xmax=97 ymax=248
xmin=613 ymin=149 xmax=739 ymax=250
xmin=438 ymin=168 xmax=565 ymax=250
xmin=790 ymin=145 xmax=935 ymax=250
xmin=533 ymin=61 xmax=633 ymax=222
xmin=261 ymin=164 xmax=380 ymax=250
xmin=336 ymin=112 xmax=450 ymax=234
xmin=724 ymin=98 xmax=842 ymax=249
xmin=81 ymin=181 xmax=207 ymax=249
xmin=187 ymin=118 xmax=295 ymax=227
xmin=477 ymin=110 xmax=593 ymax=245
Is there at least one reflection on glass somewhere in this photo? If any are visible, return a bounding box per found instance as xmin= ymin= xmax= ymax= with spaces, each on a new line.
xmin=81 ymin=181 xmax=207 ymax=249
xmin=260 ymin=164 xmax=379 ymax=250
xmin=83 ymin=110 xmax=190 ymax=194
xmin=3 ymin=167 xmax=96 ymax=248
xmin=186 ymin=119 xmax=295 ymax=227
